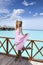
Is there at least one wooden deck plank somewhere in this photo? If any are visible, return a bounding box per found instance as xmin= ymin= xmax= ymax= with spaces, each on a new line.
xmin=0 ymin=55 xmax=5 ymax=59
xmin=6 ymin=57 xmax=15 ymax=65
xmin=0 ymin=54 xmax=43 ymax=65
xmin=0 ymin=55 xmax=13 ymax=65
xmin=0 ymin=55 xmax=6 ymax=64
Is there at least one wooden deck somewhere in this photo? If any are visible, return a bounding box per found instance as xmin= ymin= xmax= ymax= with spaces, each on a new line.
xmin=0 ymin=54 xmax=43 ymax=65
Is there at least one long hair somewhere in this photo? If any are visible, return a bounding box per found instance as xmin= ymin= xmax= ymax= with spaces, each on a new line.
xmin=16 ymin=20 xmax=22 ymax=30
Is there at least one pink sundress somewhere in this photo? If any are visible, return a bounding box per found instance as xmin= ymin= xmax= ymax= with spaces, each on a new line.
xmin=15 ymin=28 xmax=29 ymax=50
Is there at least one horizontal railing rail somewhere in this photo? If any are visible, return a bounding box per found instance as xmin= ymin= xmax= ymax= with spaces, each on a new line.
xmin=0 ymin=36 xmax=43 ymax=62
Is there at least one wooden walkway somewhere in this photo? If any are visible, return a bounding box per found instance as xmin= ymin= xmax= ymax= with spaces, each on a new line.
xmin=0 ymin=54 xmax=43 ymax=65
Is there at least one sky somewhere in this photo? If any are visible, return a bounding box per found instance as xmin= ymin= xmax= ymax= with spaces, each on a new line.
xmin=0 ymin=0 xmax=43 ymax=30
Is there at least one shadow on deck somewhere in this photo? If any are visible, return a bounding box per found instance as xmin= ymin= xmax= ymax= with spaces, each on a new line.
xmin=0 ymin=54 xmax=43 ymax=65
xmin=0 ymin=54 xmax=32 ymax=65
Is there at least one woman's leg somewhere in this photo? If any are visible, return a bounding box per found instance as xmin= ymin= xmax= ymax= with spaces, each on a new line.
xmin=15 ymin=50 xmax=21 ymax=61
xmin=18 ymin=50 xmax=21 ymax=58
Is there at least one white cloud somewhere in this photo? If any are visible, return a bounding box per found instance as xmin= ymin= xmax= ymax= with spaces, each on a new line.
xmin=29 ymin=2 xmax=36 ymax=6
xmin=0 ymin=13 xmax=11 ymax=20
xmin=33 ymin=12 xmax=43 ymax=16
xmin=10 ymin=9 xmax=24 ymax=20
xmin=22 ymin=0 xmax=36 ymax=6
xmin=29 ymin=11 xmax=31 ymax=14
xmin=40 ymin=13 xmax=43 ymax=16
xmin=13 ymin=9 xmax=24 ymax=15
xmin=22 ymin=0 xmax=29 ymax=6
xmin=0 ymin=9 xmax=24 ymax=21
xmin=0 ymin=9 xmax=10 ymax=14
xmin=33 ymin=13 xmax=38 ymax=16
xmin=0 ymin=8 xmax=24 ymax=27
xmin=0 ymin=8 xmax=11 ymax=20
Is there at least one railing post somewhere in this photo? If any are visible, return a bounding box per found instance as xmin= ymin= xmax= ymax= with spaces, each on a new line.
xmin=6 ymin=38 xmax=9 ymax=55
xmin=30 ymin=40 xmax=34 ymax=60
xmin=18 ymin=50 xmax=21 ymax=58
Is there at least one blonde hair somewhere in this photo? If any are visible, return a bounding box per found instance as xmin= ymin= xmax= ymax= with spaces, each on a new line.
xmin=16 ymin=20 xmax=22 ymax=30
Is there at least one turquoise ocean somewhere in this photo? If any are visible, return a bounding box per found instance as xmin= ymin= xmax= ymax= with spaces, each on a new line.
xmin=0 ymin=30 xmax=43 ymax=60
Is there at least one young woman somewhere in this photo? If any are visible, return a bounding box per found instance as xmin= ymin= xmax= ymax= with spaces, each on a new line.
xmin=15 ymin=20 xmax=29 ymax=61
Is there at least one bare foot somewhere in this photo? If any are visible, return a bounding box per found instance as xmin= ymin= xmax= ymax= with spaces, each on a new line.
xmin=15 ymin=56 xmax=18 ymax=61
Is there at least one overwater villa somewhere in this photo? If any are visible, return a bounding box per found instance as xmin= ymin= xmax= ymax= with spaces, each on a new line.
xmin=0 ymin=36 xmax=43 ymax=65
xmin=0 ymin=26 xmax=15 ymax=30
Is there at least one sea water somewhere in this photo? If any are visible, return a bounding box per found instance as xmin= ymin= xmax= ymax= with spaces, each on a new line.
xmin=0 ymin=29 xmax=43 ymax=60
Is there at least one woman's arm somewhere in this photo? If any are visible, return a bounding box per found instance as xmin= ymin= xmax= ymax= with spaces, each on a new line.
xmin=21 ymin=30 xmax=24 ymax=35
xmin=20 ymin=27 xmax=24 ymax=35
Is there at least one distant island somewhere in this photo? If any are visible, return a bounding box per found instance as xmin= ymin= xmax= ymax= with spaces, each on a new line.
xmin=0 ymin=25 xmax=15 ymax=30
xmin=0 ymin=25 xmax=43 ymax=31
